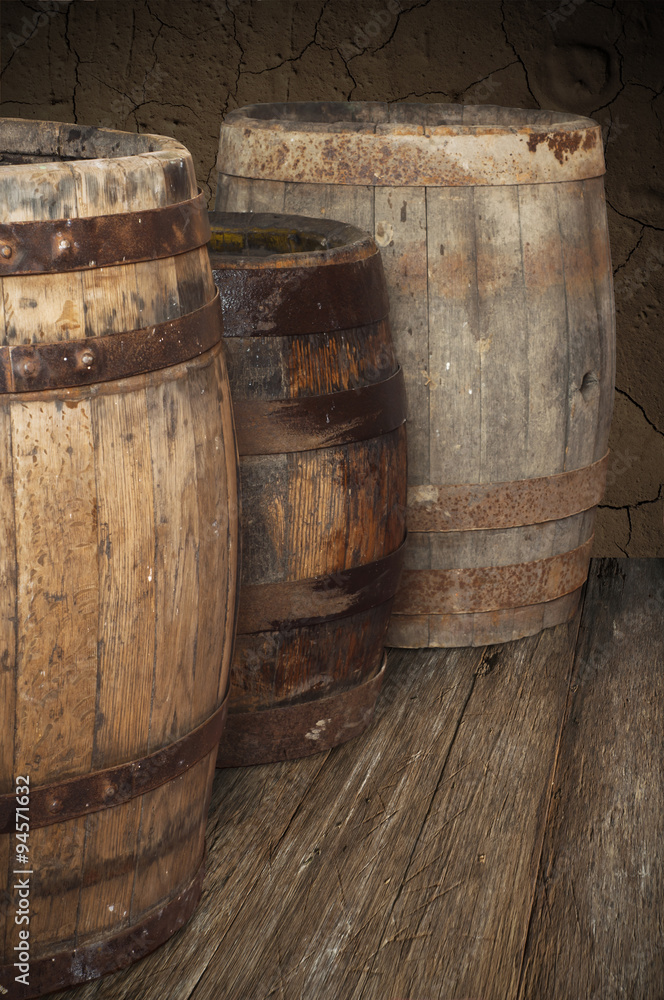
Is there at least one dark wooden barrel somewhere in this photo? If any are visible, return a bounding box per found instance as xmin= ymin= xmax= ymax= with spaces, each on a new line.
xmin=0 ymin=119 xmax=239 ymax=998
xmin=209 ymin=212 xmax=407 ymax=765
xmin=216 ymin=102 xmax=615 ymax=648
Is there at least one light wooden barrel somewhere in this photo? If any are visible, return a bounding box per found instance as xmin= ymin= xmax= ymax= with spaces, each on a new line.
xmin=0 ymin=119 xmax=239 ymax=998
xmin=216 ymin=102 xmax=615 ymax=648
xmin=209 ymin=212 xmax=407 ymax=765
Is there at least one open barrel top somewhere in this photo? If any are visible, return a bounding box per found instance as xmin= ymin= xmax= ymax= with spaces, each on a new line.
xmin=208 ymin=211 xmax=377 ymax=269
xmin=0 ymin=118 xmax=198 ymax=220
xmin=218 ymin=101 xmax=605 ymax=186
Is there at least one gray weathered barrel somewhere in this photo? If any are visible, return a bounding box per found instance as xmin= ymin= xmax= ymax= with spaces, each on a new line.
xmin=216 ymin=102 xmax=615 ymax=647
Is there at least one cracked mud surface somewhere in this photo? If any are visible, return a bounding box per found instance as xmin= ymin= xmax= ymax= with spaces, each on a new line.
xmin=1 ymin=0 xmax=662 ymax=555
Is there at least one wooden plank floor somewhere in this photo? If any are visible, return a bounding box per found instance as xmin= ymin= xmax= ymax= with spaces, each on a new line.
xmin=54 ymin=559 xmax=664 ymax=1000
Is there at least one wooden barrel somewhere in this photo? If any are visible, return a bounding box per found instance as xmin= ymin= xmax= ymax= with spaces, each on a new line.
xmin=216 ymin=102 xmax=615 ymax=648
xmin=0 ymin=119 xmax=239 ymax=998
xmin=208 ymin=212 xmax=407 ymax=765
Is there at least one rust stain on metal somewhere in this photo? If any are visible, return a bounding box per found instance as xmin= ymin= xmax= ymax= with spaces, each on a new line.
xmin=0 ymin=191 xmax=210 ymax=276
xmin=233 ymin=367 xmax=406 ymax=456
xmin=216 ymin=655 xmax=386 ymax=766
xmin=393 ymin=538 xmax=594 ymax=615
xmin=407 ymin=453 xmax=609 ymax=532
xmin=219 ymin=104 xmax=606 ymax=187
xmin=0 ymin=856 xmax=206 ymax=996
xmin=209 ymin=212 xmax=388 ymax=335
xmin=0 ymin=293 xmax=223 ymax=394
xmin=0 ymin=689 xmax=229 ymax=834
xmin=526 ymin=129 xmax=583 ymax=163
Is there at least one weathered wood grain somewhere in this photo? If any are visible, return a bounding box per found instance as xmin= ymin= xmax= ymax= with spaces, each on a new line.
xmin=0 ymin=120 xmax=238 ymax=990
xmin=518 ymin=559 xmax=664 ymax=1000
xmin=210 ymin=215 xmax=406 ymax=764
xmin=356 ymin=615 xmax=581 ymax=1000
xmin=48 ymin=561 xmax=661 ymax=1000
xmin=374 ymin=186 xmax=429 ymax=487
xmin=216 ymin=103 xmax=615 ymax=648
xmin=9 ymin=394 xmax=98 ymax=958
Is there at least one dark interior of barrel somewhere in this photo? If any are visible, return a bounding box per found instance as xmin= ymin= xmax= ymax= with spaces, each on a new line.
xmin=0 ymin=123 xmax=161 ymax=165
xmin=208 ymin=226 xmax=341 ymax=258
xmin=0 ymin=151 xmax=80 ymax=163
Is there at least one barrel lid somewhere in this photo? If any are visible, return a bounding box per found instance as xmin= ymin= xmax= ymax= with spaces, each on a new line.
xmin=219 ymin=102 xmax=605 ymax=187
xmin=0 ymin=118 xmax=198 ymax=221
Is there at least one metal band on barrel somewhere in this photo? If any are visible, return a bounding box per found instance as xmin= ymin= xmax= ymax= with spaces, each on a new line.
xmin=211 ymin=251 xmax=389 ymax=335
xmin=237 ymin=538 xmax=406 ymax=634
xmin=0 ymin=191 xmax=211 ymax=275
xmin=0 ymin=689 xmax=229 ymax=835
xmin=0 ymin=292 xmax=223 ymax=394
xmin=393 ymin=538 xmax=593 ymax=616
xmin=234 ymin=366 xmax=406 ymax=455
xmin=217 ymin=654 xmax=387 ymax=767
xmin=407 ymin=454 xmax=609 ymax=531
xmin=1 ymin=854 xmax=205 ymax=998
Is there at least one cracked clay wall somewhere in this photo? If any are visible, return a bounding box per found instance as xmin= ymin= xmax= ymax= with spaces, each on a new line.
xmin=1 ymin=0 xmax=663 ymax=556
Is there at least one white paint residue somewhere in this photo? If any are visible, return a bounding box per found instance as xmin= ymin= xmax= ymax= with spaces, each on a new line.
xmin=446 ymin=362 xmax=450 ymax=370
xmin=468 ymin=388 xmax=473 ymax=394
xmin=147 ymin=568 xmax=152 ymax=583
xmin=409 ymin=485 xmax=438 ymax=505
xmin=304 ymin=718 xmax=331 ymax=741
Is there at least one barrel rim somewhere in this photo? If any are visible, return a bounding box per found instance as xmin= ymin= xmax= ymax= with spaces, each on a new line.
xmin=224 ymin=101 xmax=600 ymax=136
xmin=208 ymin=210 xmax=378 ymax=270
xmin=0 ymin=116 xmax=191 ymax=165
xmin=218 ymin=102 xmax=605 ymax=187
xmin=0 ymin=117 xmax=198 ymax=219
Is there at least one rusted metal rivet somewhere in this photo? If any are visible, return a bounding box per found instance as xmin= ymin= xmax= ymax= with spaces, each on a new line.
xmin=48 ymin=798 xmax=63 ymax=814
xmin=0 ymin=245 xmax=12 ymax=259
xmin=22 ymin=360 xmax=38 ymax=376
xmin=58 ymin=239 xmax=71 ymax=251
xmin=102 ymin=783 xmax=117 ymax=800
xmin=80 ymin=350 xmax=95 ymax=367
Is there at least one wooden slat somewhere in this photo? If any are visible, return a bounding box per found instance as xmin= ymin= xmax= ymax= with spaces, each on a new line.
xmin=426 ymin=185 xmax=480 ymax=487
xmin=9 ymin=394 xmax=98 ymax=957
xmin=475 ymin=184 xmax=530 ymax=483
xmin=145 ymin=364 xmax=200 ymax=748
xmin=188 ymin=350 xmax=236 ymax=719
xmin=556 ymin=180 xmax=604 ymax=472
xmin=374 ymin=186 xmax=429 ymax=487
xmin=518 ymin=181 xmax=569 ymax=477
xmin=283 ymin=180 xmax=374 ymax=234
xmin=181 ymin=646 xmax=482 ymax=999
xmin=285 ymin=444 xmax=347 ymax=577
xmin=215 ymin=174 xmax=287 ymax=213
xmin=48 ymin=561 xmax=662 ymax=1000
xmin=583 ymin=176 xmax=616 ymax=458
xmin=354 ymin=619 xmax=581 ymax=999
xmin=519 ymin=559 xmax=664 ymax=1000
